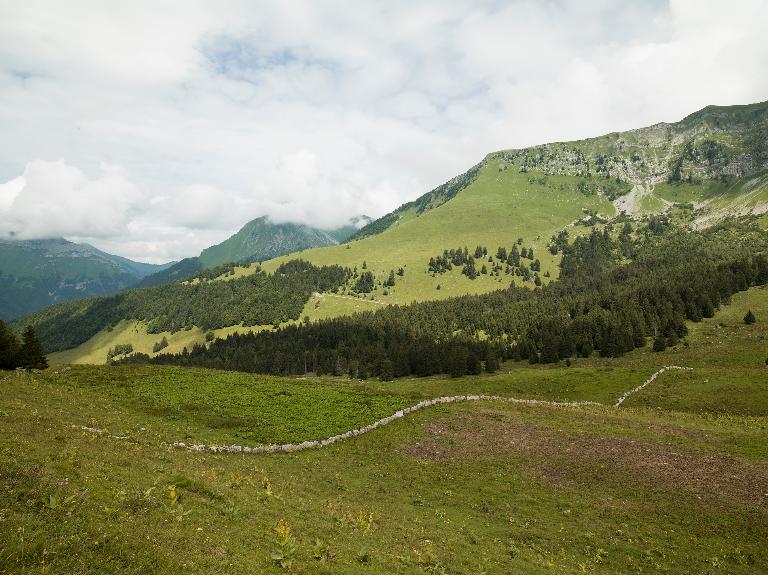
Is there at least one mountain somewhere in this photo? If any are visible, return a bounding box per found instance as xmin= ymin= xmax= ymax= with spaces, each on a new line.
xmin=136 ymin=215 xmax=370 ymax=288
xmin=17 ymin=100 xmax=768 ymax=363
xmin=198 ymin=216 xmax=341 ymax=267
xmin=256 ymin=100 xmax=768 ymax=303
xmin=0 ymin=238 xmax=171 ymax=320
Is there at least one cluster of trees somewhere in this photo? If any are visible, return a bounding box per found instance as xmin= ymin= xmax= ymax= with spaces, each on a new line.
xmin=117 ymin=220 xmax=768 ymax=379
xmin=0 ymin=322 xmax=47 ymax=370
xmin=576 ymin=177 xmax=631 ymax=200
xmin=20 ymin=259 xmax=352 ymax=353
xmin=106 ymin=343 xmax=134 ymax=361
xmin=353 ymin=271 xmax=375 ymax=293
xmin=152 ymin=337 xmax=169 ymax=353
xmin=428 ymin=241 xmax=538 ymax=282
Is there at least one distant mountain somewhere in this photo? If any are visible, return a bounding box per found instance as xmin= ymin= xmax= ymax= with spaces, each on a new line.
xmin=0 ymin=238 xmax=171 ymax=320
xmin=137 ymin=215 xmax=369 ymax=288
xmin=198 ymin=216 xmax=340 ymax=267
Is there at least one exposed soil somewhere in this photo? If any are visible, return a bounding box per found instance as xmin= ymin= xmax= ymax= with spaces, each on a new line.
xmin=405 ymin=408 xmax=768 ymax=509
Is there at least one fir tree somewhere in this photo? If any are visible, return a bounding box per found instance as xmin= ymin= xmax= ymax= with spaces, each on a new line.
xmin=744 ymin=310 xmax=756 ymax=324
xmin=0 ymin=320 xmax=20 ymax=370
xmin=652 ymin=334 xmax=667 ymax=352
xmin=18 ymin=325 xmax=47 ymax=370
xmin=484 ymin=349 xmax=499 ymax=373
xmin=379 ymin=359 xmax=394 ymax=381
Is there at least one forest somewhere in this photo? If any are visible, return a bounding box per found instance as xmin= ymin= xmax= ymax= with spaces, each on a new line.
xmin=18 ymin=260 xmax=352 ymax=353
xmin=116 ymin=218 xmax=768 ymax=379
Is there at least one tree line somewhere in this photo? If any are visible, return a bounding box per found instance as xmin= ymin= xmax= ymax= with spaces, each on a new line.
xmin=0 ymin=322 xmax=48 ymax=370
xmin=116 ymin=219 xmax=768 ymax=379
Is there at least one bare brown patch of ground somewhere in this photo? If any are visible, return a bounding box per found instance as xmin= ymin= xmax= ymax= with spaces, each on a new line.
xmin=404 ymin=408 xmax=768 ymax=509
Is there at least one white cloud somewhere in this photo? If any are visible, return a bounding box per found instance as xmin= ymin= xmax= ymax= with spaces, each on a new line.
xmin=0 ymin=160 xmax=145 ymax=239
xmin=0 ymin=0 xmax=766 ymax=262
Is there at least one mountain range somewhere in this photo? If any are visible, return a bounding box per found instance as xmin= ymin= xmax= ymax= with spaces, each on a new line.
xmin=12 ymin=99 xmax=768 ymax=363
xmin=0 ymin=238 xmax=171 ymax=321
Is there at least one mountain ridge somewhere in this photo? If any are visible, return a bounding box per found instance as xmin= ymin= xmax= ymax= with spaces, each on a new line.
xmin=136 ymin=215 xmax=371 ymax=288
xmin=0 ymin=237 xmax=171 ymax=320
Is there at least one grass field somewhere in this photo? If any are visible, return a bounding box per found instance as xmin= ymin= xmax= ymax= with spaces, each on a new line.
xmin=2 ymin=287 xmax=767 ymax=573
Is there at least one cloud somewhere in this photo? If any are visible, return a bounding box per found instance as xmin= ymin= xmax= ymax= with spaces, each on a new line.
xmin=0 ymin=0 xmax=766 ymax=262
xmin=0 ymin=160 xmax=146 ymax=239
xmin=256 ymin=150 xmax=401 ymax=230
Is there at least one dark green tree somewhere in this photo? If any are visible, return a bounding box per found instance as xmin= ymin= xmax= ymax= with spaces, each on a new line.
xmin=652 ymin=334 xmax=667 ymax=352
xmin=18 ymin=325 xmax=48 ymax=369
xmin=484 ymin=349 xmax=499 ymax=373
xmin=0 ymin=320 xmax=20 ymax=370
xmin=379 ymin=359 xmax=394 ymax=381
xmin=744 ymin=310 xmax=756 ymax=324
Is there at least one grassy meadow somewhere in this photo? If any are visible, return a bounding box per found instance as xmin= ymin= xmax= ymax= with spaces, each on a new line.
xmin=2 ymin=287 xmax=767 ymax=573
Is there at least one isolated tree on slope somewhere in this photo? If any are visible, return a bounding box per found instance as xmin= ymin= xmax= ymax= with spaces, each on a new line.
xmin=744 ymin=310 xmax=756 ymax=324
xmin=18 ymin=325 xmax=47 ymax=370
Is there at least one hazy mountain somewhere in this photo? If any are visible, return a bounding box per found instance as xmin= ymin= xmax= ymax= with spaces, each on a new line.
xmin=0 ymin=238 xmax=171 ymax=320
xmin=137 ymin=215 xmax=371 ymax=288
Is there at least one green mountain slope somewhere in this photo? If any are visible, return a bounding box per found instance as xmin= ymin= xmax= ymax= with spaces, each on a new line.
xmin=0 ymin=238 xmax=170 ymax=320
xmin=254 ymin=100 xmax=768 ymax=304
xmin=22 ymin=99 xmax=768 ymax=362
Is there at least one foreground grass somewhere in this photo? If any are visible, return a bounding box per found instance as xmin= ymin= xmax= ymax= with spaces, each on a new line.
xmin=2 ymin=360 xmax=767 ymax=574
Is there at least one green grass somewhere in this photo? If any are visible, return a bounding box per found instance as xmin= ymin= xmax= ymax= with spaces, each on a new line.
xmin=4 ymin=287 xmax=768 ymax=573
xmin=2 ymin=363 xmax=767 ymax=574
xmin=54 ymin=365 xmax=413 ymax=446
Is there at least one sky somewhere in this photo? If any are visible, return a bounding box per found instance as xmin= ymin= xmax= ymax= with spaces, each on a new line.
xmin=0 ymin=0 xmax=766 ymax=263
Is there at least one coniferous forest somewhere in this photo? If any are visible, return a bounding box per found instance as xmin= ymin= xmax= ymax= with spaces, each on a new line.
xmin=0 ymin=322 xmax=48 ymax=370
xmin=115 ymin=218 xmax=768 ymax=378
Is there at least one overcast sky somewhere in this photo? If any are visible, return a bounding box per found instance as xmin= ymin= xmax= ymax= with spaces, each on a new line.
xmin=0 ymin=0 xmax=766 ymax=263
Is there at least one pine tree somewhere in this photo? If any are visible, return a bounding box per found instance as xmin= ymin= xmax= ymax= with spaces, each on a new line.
xmin=18 ymin=325 xmax=47 ymax=370
xmin=744 ymin=310 xmax=756 ymax=324
xmin=0 ymin=320 xmax=20 ymax=370
xmin=652 ymin=334 xmax=667 ymax=352
xmin=484 ymin=349 xmax=499 ymax=373
xmin=379 ymin=358 xmax=394 ymax=381
xmin=466 ymin=350 xmax=481 ymax=375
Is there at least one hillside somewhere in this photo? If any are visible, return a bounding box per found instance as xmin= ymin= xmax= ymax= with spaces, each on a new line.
xmin=0 ymin=238 xmax=170 ymax=320
xmin=22 ymin=100 xmax=768 ymax=362
xmin=136 ymin=216 xmax=368 ymax=288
